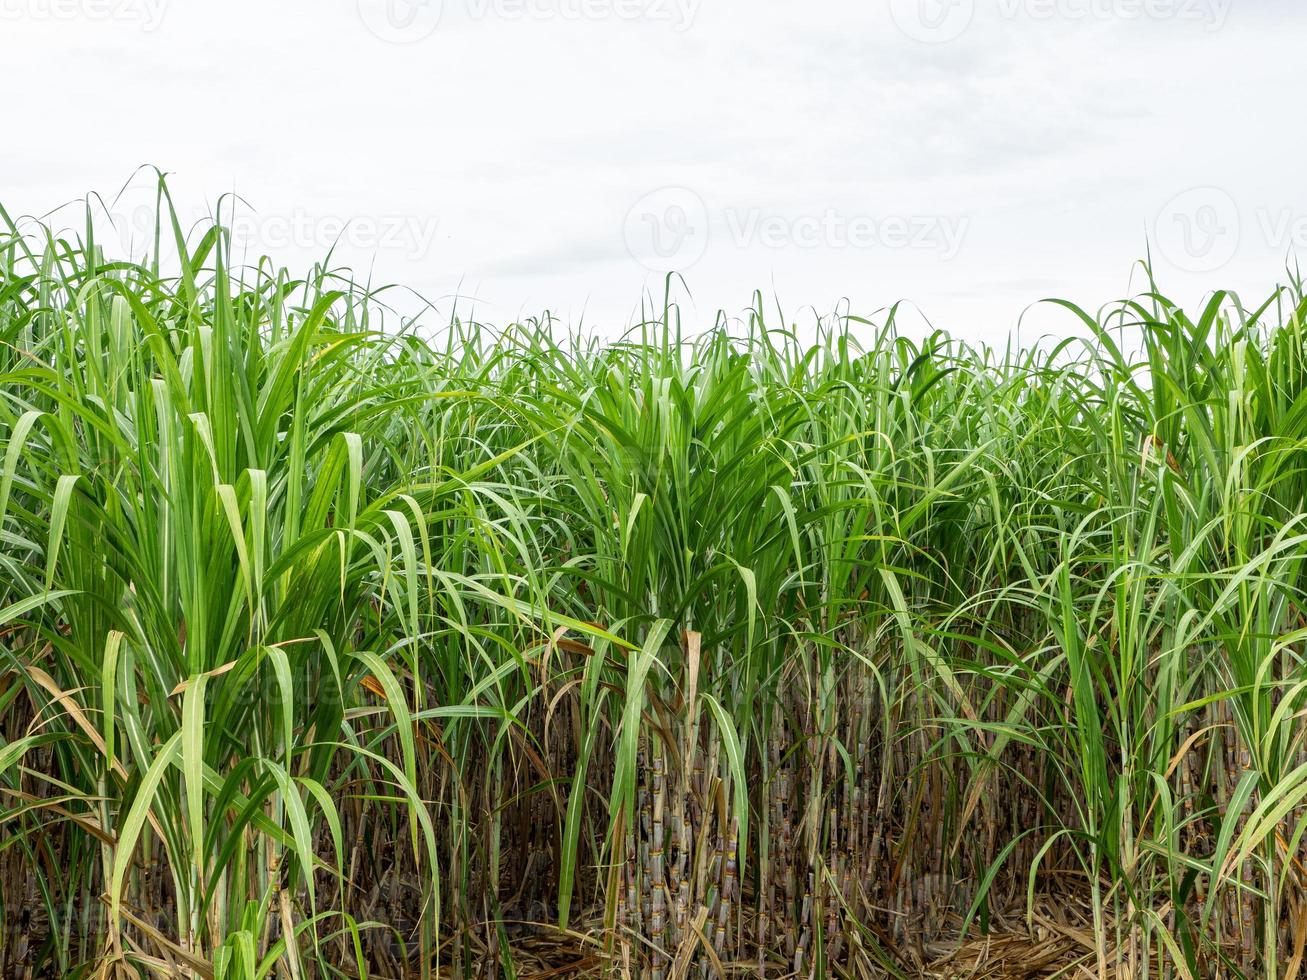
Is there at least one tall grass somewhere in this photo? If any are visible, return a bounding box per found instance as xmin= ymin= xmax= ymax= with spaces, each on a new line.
xmin=3 ymin=183 xmax=1307 ymax=977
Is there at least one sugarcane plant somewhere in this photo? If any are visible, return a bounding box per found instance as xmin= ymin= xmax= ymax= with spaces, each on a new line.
xmin=2 ymin=178 xmax=1307 ymax=977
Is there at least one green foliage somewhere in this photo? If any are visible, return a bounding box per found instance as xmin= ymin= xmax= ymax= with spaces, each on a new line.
xmin=2 ymin=180 xmax=1306 ymax=977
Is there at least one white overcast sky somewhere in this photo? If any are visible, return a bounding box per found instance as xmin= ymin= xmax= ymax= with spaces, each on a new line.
xmin=2 ymin=0 xmax=1304 ymax=345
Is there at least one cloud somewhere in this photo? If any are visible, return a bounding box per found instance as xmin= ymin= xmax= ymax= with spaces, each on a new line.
xmin=2 ymin=0 xmax=1304 ymax=344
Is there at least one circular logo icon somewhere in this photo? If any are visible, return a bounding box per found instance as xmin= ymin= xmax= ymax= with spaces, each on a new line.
xmin=888 ymin=0 xmax=975 ymax=44
xmin=358 ymin=0 xmax=443 ymax=43
xmin=112 ymin=203 xmax=159 ymax=259
xmin=623 ymin=187 xmax=709 ymax=273
xmin=1154 ymin=187 xmax=1240 ymax=273
xmin=100 ymin=182 xmax=164 ymax=261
